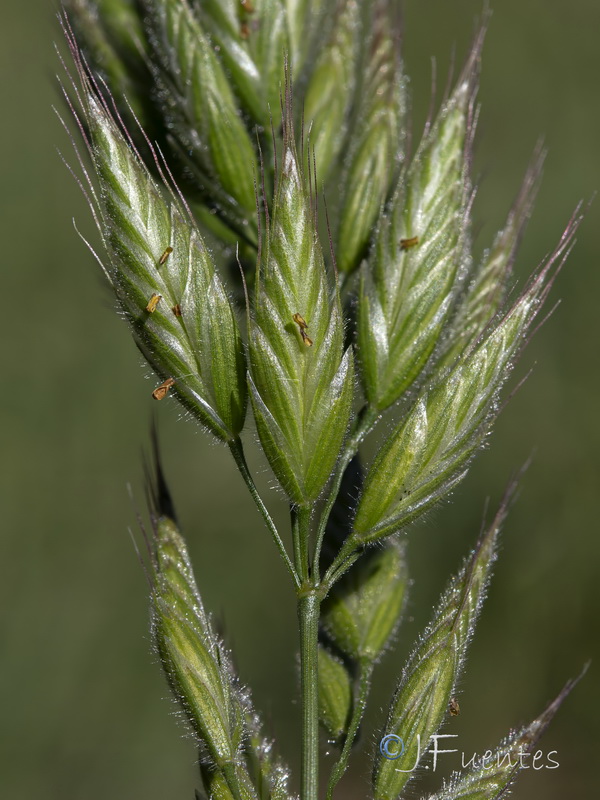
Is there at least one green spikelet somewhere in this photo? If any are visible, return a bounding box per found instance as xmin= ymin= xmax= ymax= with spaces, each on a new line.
xmin=63 ymin=42 xmax=247 ymax=441
xmin=373 ymin=494 xmax=511 ymax=799
xmin=153 ymin=517 xmax=249 ymax=785
xmin=143 ymin=0 xmax=260 ymax=241
xmin=337 ymin=0 xmax=407 ymax=275
xmin=352 ymin=211 xmax=580 ymax=544
xmin=248 ymin=101 xmax=354 ymax=503
xmin=422 ymin=670 xmax=586 ymax=800
xmin=321 ymin=541 xmax=408 ymax=664
xmin=356 ymin=35 xmax=481 ymax=410
xmin=302 ymin=0 xmax=360 ymax=185
xmin=317 ymin=646 xmax=352 ymax=742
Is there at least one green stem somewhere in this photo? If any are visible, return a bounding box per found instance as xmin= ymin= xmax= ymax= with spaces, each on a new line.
xmin=290 ymin=504 xmax=306 ymax=582
xmin=312 ymin=405 xmax=379 ymax=579
xmin=320 ymin=542 xmax=361 ymax=598
xmin=221 ymin=762 xmax=244 ymax=800
xmin=325 ymin=660 xmax=373 ymax=800
xmin=298 ymin=590 xmax=320 ymax=800
xmin=294 ymin=503 xmax=320 ymax=800
xmin=229 ymin=438 xmax=300 ymax=588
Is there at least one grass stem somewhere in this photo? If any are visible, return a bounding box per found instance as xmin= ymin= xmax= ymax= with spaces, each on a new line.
xmin=229 ymin=438 xmax=300 ymax=587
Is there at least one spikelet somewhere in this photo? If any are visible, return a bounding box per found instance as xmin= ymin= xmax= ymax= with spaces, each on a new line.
xmin=352 ymin=209 xmax=581 ymax=544
xmin=248 ymin=98 xmax=354 ymax=503
xmin=373 ymin=492 xmax=512 ymax=799
xmin=61 ymin=32 xmax=247 ymax=441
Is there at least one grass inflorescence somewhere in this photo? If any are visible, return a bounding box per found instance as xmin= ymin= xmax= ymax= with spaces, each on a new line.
xmin=57 ymin=2 xmax=586 ymax=799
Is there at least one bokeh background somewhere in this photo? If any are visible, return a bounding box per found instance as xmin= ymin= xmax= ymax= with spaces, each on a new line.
xmin=1 ymin=1 xmax=599 ymax=797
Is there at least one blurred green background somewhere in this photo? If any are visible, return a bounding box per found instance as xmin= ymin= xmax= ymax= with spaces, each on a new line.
xmin=1 ymin=1 xmax=598 ymax=797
